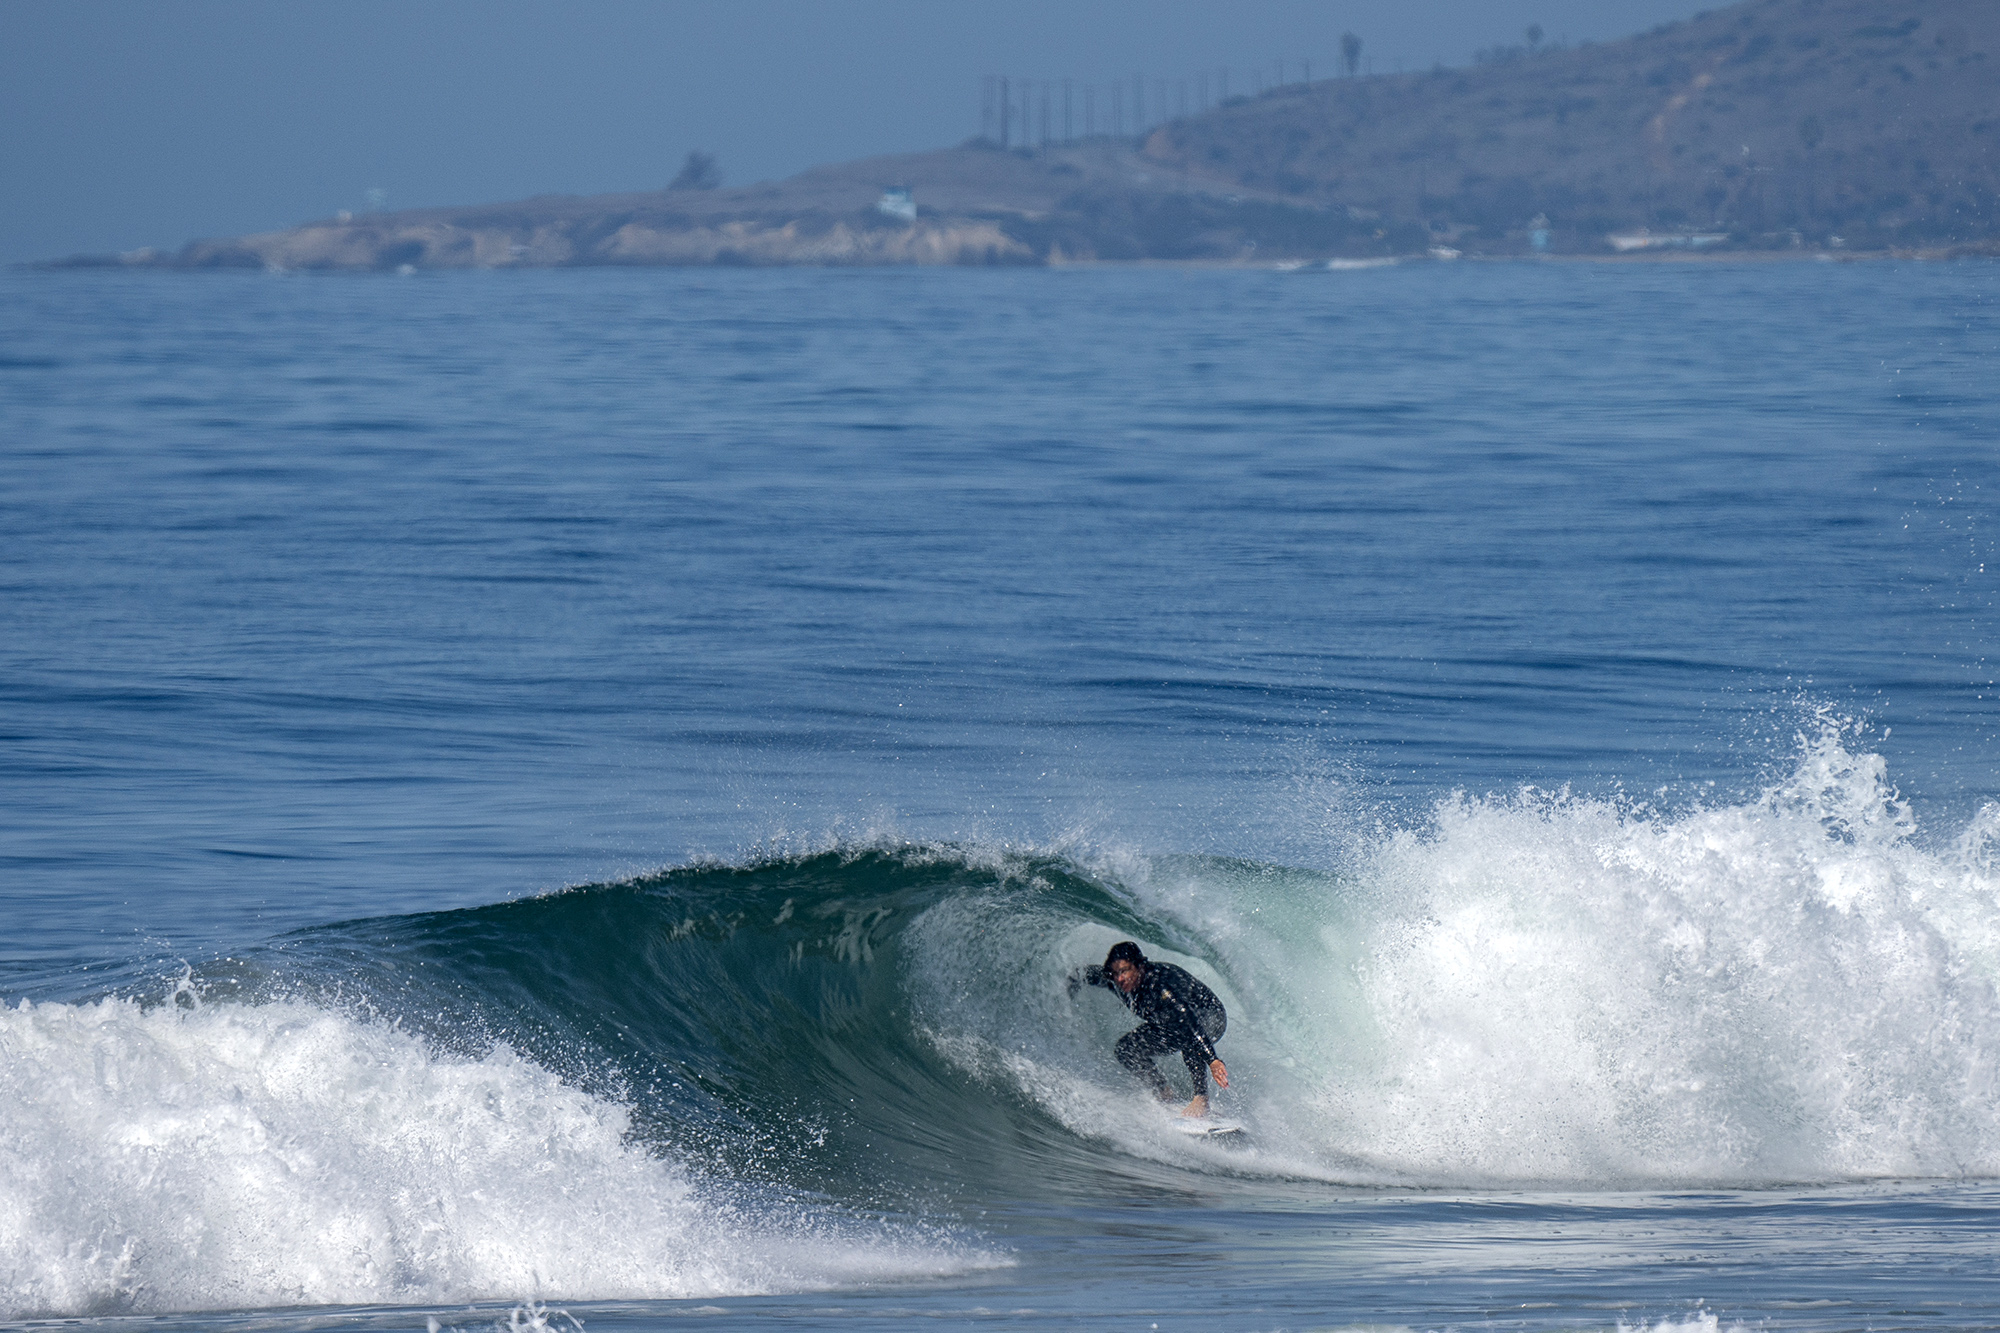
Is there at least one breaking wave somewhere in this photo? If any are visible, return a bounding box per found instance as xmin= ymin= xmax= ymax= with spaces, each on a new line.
xmin=7 ymin=722 xmax=2000 ymax=1318
xmin=0 ymin=993 xmax=988 ymax=1320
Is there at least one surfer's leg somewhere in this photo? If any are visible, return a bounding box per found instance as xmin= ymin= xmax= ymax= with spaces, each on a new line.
xmin=1180 ymin=1044 xmax=1210 ymax=1096
xmin=1115 ymin=1025 xmax=1177 ymax=1100
xmin=1171 ymin=1044 xmax=1212 ymax=1117
xmin=1178 ymin=1012 xmax=1226 ymax=1117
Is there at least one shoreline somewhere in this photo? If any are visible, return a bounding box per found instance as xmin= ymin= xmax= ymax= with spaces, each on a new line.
xmin=20 ymin=245 xmax=1996 ymax=275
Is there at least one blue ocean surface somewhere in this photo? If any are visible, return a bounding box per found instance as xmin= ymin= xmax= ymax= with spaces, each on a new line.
xmin=1 ymin=261 xmax=1997 ymax=1332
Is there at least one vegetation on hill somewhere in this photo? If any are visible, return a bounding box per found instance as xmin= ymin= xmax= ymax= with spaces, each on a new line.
xmin=1141 ymin=0 xmax=1998 ymax=252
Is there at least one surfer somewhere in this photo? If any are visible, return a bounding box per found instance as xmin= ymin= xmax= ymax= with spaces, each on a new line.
xmin=1069 ymin=941 xmax=1229 ymax=1118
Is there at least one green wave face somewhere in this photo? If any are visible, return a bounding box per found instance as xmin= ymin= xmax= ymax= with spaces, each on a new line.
xmin=230 ymin=845 xmax=1310 ymax=1206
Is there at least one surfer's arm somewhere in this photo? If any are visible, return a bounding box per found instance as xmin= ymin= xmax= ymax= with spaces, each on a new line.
xmin=1065 ymin=965 xmax=1109 ymax=998
xmin=1161 ymin=984 xmax=1218 ymax=1062
xmin=1188 ymin=1028 xmax=1223 ymax=1071
xmin=1160 ymin=987 xmax=1229 ymax=1088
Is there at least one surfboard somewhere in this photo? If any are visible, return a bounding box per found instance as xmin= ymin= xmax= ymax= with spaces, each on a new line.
xmin=1172 ymin=1116 xmax=1246 ymax=1138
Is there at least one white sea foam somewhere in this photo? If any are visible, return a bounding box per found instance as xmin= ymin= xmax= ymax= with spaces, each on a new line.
xmin=1612 ymin=1315 xmax=1749 ymax=1333
xmin=1213 ymin=722 xmax=2000 ymax=1185
xmin=0 ymin=995 xmax=987 ymax=1320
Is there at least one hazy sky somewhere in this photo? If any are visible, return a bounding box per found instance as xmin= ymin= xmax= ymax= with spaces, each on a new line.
xmin=5 ymin=0 xmax=1718 ymax=265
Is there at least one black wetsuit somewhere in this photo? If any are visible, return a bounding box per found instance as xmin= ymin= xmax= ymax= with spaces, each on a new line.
xmin=1072 ymin=960 xmax=1227 ymax=1100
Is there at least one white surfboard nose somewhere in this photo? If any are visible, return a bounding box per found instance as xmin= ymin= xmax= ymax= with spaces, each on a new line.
xmin=1172 ymin=1118 xmax=1245 ymax=1138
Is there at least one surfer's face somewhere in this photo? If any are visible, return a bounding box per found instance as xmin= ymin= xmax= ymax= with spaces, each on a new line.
xmin=1109 ymin=959 xmax=1141 ymax=993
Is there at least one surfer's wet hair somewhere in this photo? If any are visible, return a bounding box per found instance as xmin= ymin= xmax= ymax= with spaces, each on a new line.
xmin=1104 ymin=941 xmax=1146 ymax=971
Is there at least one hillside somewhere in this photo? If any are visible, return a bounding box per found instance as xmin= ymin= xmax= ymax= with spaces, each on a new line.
xmin=54 ymin=0 xmax=2000 ymax=269
xmin=1142 ymin=0 xmax=1999 ymax=252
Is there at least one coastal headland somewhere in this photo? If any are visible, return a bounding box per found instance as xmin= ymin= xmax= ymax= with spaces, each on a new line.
xmin=51 ymin=0 xmax=1999 ymax=270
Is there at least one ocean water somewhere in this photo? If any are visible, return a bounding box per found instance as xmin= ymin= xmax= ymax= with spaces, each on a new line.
xmin=2 ymin=260 xmax=1998 ymax=1332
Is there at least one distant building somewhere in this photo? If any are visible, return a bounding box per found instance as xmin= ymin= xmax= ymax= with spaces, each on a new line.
xmin=877 ymin=188 xmax=916 ymax=222
xmin=1607 ymin=229 xmax=1727 ymax=252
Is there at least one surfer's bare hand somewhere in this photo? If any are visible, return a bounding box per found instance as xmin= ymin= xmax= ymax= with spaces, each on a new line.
xmin=1210 ymin=1059 xmax=1229 ymax=1089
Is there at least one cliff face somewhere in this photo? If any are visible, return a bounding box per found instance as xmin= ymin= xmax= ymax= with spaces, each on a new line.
xmin=1142 ymin=0 xmax=1999 ymax=250
xmin=52 ymin=0 xmax=2000 ymax=270
xmin=166 ymin=212 xmax=1033 ymax=271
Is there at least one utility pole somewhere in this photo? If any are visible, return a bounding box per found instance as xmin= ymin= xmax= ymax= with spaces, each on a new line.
xmin=1086 ymin=84 xmax=1095 ymax=137
xmin=1000 ymin=76 xmax=1011 ymax=147
xmin=1064 ymin=79 xmax=1073 ymax=143
xmin=1134 ymin=75 xmax=1144 ymax=132
xmin=1113 ymin=82 xmax=1124 ymax=136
